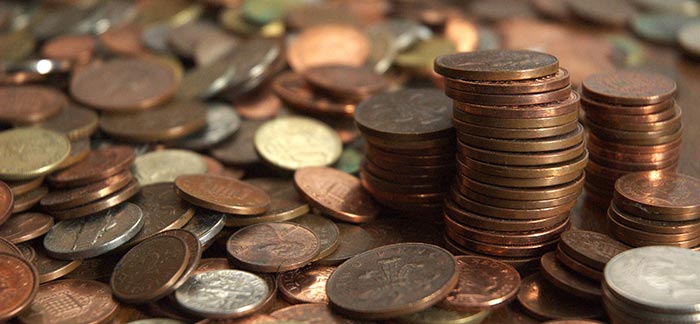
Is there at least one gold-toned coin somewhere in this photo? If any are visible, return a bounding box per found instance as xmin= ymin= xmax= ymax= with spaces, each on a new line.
xmin=133 ymin=149 xmax=207 ymax=186
xmin=0 ymin=128 xmax=70 ymax=181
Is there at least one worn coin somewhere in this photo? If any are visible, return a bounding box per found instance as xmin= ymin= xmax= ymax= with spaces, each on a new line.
xmin=291 ymin=214 xmax=339 ymax=259
xmin=582 ymin=71 xmax=676 ymax=106
xmin=48 ymin=179 xmax=140 ymax=220
xmin=233 ymin=87 xmax=281 ymax=120
xmin=287 ymin=24 xmax=370 ymax=72
xmin=34 ymin=102 xmax=98 ymax=141
xmin=517 ymin=273 xmax=603 ymax=320
xmin=0 ymin=253 xmax=38 ymax=321
xmin=271 ymin=303 xmax=371 ymax=324
xmin=540 ymin=252 xmax=601 ymax=300
xmin=133 ymin=149 xmax=207 ymax=185
xmin=395 ymin=37 xmax=455 ymax=75
xmin=18 ymin=279 xmax=118 ymax=324
xmin=559 ymin=230 xmax=629 ymax=271
xmin=12 ymin=185 xmax=48 ymax=214
xmin=0 ymin=128 xmax=70 ymax=181
xmin=0 ymin=212 xmax=53 ymax=244
xmin=434 ymin=50 xmax=558 ymax=81
xmin=210 ymin=119 xmax=264 ymax=166
xmin=48 ymin=146 xmax=135 ymax=188
xmin=175 ymin=174 xmax=270 ymax=215
xmin=173 ymin=103 xmax=241 ymax=150
xmin=302 ymin=65 xmax=388 ymax=101
xmin=614 ymin=172 xmax=700 ymax=220
xmin=278 ymin=264 xmax=336 ymax=304
xmin=41 ymin=170 xmax=133 ymax=210
xmin=31 ymin=246 xmax=82 ymax=283
xmin=126 ymin=183 xmax=195 ymax=247
xmin=40 ymin=34 xmax=94 ymax=63
xmin=0 ymin=85 xmax=67 ymax=124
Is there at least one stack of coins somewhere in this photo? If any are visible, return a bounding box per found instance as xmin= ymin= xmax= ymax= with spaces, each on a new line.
xmin=581 ymin=71 xmax=681 ymax=205
xmin=433 ymin=50 xmax=587 ymax=267
xmin=604 ymin=246 xmax=700 ymax=323
xmin=608 ymin=172 xmax=700 ymax=248
xmin=354 ymin=88 xmax=455 ymax=216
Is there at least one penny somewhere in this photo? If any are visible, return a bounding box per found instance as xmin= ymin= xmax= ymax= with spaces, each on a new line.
xmin=271 ymin=72 xmax=356 ymax=117
xmin=555 ymin=247 xmax=603 ymax=281
xmin=31 ymin=245 xmax=82 ymax=283
xmin=608 ymin=213 xmax=700 ymax=247
xmin=41 ymin=170 xmax=133 ymax=210
xmin=40 ymin=34 xmax=95 ymax=63
xmin=271 ymin=304 xmax=370 ymax=324
xmin=182 ymin=210 xmax=225 ymax=247
xmin=445 ymin=68 xmax=569 ymax=95
xmin=176 ymin=269 xmax=269 ymax=318
xmin=458 ymin=141 xmax=584 ymax=167
xmin=585 ymin=117 xmax=681 ymax=142
xmin=302 ymin=65 xmax=388 ymax=101
xmin=15 ymin=242 xmax=35 ymax=262
xmin=125 ymin=183 xmax=195 ymax=247
xmin=453 ymin=91 xmax=579 ymax=119
xmin=291 ymin=214 xmax=339 ymax=259
xmin=434 ymin=50 xmax=558 ymax=81
xmin=455 ymin=111 xmax=578 ymax=133
xmin=444 ymin=199 xmax=569 ymax=233
xmin=44 ymin=203 xmax=144 ymax=260
xmin=173 ymin=103 xmax=241 ymax=150
xmin=458 ymin=163 xmax=583 ymax=188
xmin=458 ymin=123 xmax=584 ymax=153
xmin=517 ymin=273 xmax=603 ymax=320
xmin=64 ymin=256 xmax=118 ymax=281
xmin=226 ymin=178 xmax=309 ymax=227
xmin=398 ymin=306 xmax=490 ymax=324
xmin=447 ymin=85 xmax=571 ymax=107
xmin=133 ymin=149 xmax=207 ymax=185
xmin=585 ymin=103 xmax=679 ymax=129
xmin=5 ymin=176 xmax=44 ymax=197
xmin=0 ymin=237 xmax=21 ymax=256
xmin=608 ymin=202 xmax=700 ymax=234
xmin=111 ymin=235 xmax=190 ymax=303
xmin=254 ymin=117 xmax=342 ymax=171
xmin=567 ymin=0 xmax=636 ymax=27
xmin=0 ymin=253 xmax=38 ymax=321
xmin=0 ymin=212 xmax=52 ymax=244
xmin=0 ymin=86 xmax=67 ymax=124
xmin=540 ymin=252 xmax=601 ymax=300
xmin=233 ymin=87 xmax=281 ymax=120
xmin=35 ymin=102 xmax=98 ymax=141
xmin=460 ymin=171 xmax=583 ymax=201
xmin=360 ymin=168 xmax=449 ymax=195
xmin=559 ymin=229 xmax=629 ymax=271
xmin=614 ymin=172 xmax=700 ymax=220
xmin=12 ymin=185 xmax=48 ymax=214
xmin=580 ymin=96 xmax=673 ymax=116
xmin=459 ymin=152 xmax=587 ymax=179
xmin=454 ymin=118 xmax=578 ymax=140
xmin=48 ymin=146 xmax=135 ymax=188
xmin=197 ymin=314 xmax=278 ymax=324
xmin=157 ymin=229 xmax=202 ymax=291
xmin=19 ymin=279 xmax=117 ymax=324
xmin=278 ymin=264 xmax=336 ymax=304
xmin=679 ymin=22 xmax=700 ymax=58
xmin=445 ymin=213 xmax=569 ymax=245
xmin=176 ymin=52 xmax=237 ymax=100
xmin=446 ymin=230 xmax=559 ymax=258
xmin=48 ymin=179 xmax=139 ymax=220
xmin=210 ymin=119 xmax=264 ymax=166
xmin=582 ymin=71 xmax=676 ymax=106
xmin=70 ymin=58 xmax=177 ymax=112
xmin=100 ymin=24 xmax=145 ymax=56
xmin=56 ymin=138 xmax=91 ymax=170
xmin=175 ymin=174 xmax=270 ymax=215
xmin=287 ymin=24 xmax=370 ymax=72
xmin=365 ymin=144 xmax=453 ymax=167
xmin=0 ymin=128 xmax=70 ymax=181
xmin=0 ymin=180 xmax=11 ymax=224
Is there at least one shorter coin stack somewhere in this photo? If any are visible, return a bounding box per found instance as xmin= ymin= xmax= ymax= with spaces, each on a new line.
xmin=354 ymin=88 xmax=455 ymax=216
xmin=433 ymin=50 xmax=587 ymax=267
xmin=608 ymin=172 xmax=700 ymax=248
xmin=581 ymin=71 xmax=681 ymax=205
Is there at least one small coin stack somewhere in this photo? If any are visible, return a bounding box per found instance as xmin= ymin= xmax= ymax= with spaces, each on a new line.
xmin=353 ymin=88 xmax=455 ymax=216
xmin=581 ymin=71 xmax=681 ymax=205
xmin=433 ymin=50 xmax=587 ymax=268
xmin=608 ymin=172 xmax=700 ymax=248
xmin=604 ymin=246 xmax=700 ymax=324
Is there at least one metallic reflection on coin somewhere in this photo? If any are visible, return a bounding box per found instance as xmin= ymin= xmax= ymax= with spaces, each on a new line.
xmin=0 ymin=253 xmax=38 ymax=321
xmin=183 ymin=209 xmax=225 ymax=247
xmin=133 ymin=149 xmax=207 ymax=185
xmin=19 ymin=279 xmax=118 ymax=324
xmin=174 ymin=103 xmax=241 ymax=150
xmin=278 ymin=264 xmax=336 ymax=304
xmin=0 ymin=128 xmax=70 ymax=181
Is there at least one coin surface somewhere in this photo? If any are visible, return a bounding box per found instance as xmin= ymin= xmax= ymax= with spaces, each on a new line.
xmin=175 ymin=174 xmax=271 ymax=215
xmin=434 ymin=50 xmax=558 ymax=80
xmin=174 ymin=103 xmax=241 ymax=150
xmin=0 ymin=212 xmax=53 ymax=244
xmin=559 ymin=230 xmax=629 ymax=271
xmin=0 ymin=253 xmax=38 ymax=321
xmin=48 ymin=179 xmax=140 ymax=220
xmin=18 ymin=279 xmax=118 ymax=324
xmin=614 ymin=172 xmax=700 ymax=219
xmin=318 ymin=224 xmax=374 ymax=266
xmin=271 ymin=303 xmax=370 ymax=324
xmin=210 ymin=119 xmax=264 ymax=166
xmin=0 ymin=128 xmax=70 ymax=181
xmin=291 ymin=214 xmax=339 ymax=259
xmin=0 ymin=180 xmax=11 ymax=225
xmin=227 ymin=178 xmax=309 ymax=227
xmin=133 ymin=149 xmax=207 ymax=185
xmin=35 ymin=103 xmax=98 ymax=140
xmin=48 ymin=146 xmax=135 ymax=188
xmin=517 ymin=273 xmax=603 ymax=320
xmin=175 ymin=269 xmax=269 ymax=318
xmin=31 ymin=246 xmax=82 ymax=283
xmin=226 ymin=222 xmax=320 ymax=272
xmin=582 ymin=70 xmax=676 ymax=105
xmin=287 ymin=24 xmax=370 ymax=72
xmin=302 ymin=65 xmax=388 ymax=101
xmin=126 ymin=183 xmax=195 ymax=247
xmin=41 ymin=170 xmax=133 ymax=210
xmin=540 ymin=252 xmax=601 ymax=300
xmin=0 ymin=85 xmax=67 ymax=124
xmin=278 ymin=264 xmax=336 ymax=304
xmin=327 ymin=243 xmax=459 ymax=319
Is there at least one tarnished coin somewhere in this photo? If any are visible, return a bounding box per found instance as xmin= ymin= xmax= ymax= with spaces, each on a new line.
xmin=517 ymin=273 xmax=603 ymax=320
xmin=540 ymin=252 xmax=601 ymax=300
xmin=0 ymin=128 xmax=70 ymax=181
xmin=12 ymin=185 xmax=48 ymax=214
xmin=18 ymin=279 xmax=118 ymax=324
xmin=559 ymin=230 xmax=628 ymax=271
xmin=278 ymin=264 xmax=336 ymax=304
xmin=175 ymin=269 xmax=269 ymax=318
xmin=226 ymin=178 xmax=309 ymax=227
xmin=291 ymin=214 xmax=339 ymax=259
xmin=175 ymin=174 xmax=271 ymax=215
xmin=0 ymin=236 xmax=21 ymax=256
xmin=254 ymin=116 xmax=342 ymax=171
xmin=0 ymin=212 xmax=53 ymax=244
xmin=43 ymin=203 xmax=144 ymax=260
xmin=327 ymin=243 xmax=459 ymax=319
xmin=287 ymin=24 xmax=370 ymax=72
xmin=226 ymin=222 xmax=320 ymax=273
xmin=173 ymin=103 xmax=241 ymax=150
xmin=210 ymin=119 xmax=264 ymax=166
xmin=31 ymin=246 xmax=81 ymax=283
xmin=133 ymin=149 xmax=207 ymax=185
xmin=126 ymin=183 xmax=195 ymax=247
xmin=318 ymin=223 xmax=373 ymax=266
xmin=35 ymin=102 xmax=98 ymax=140
xmin=48 ymin=179 xmax=140 ymax=220
xmin=302 ymin=65 xmax=388 ymax=101
xmin=0 ymin=253 xmax=38 ymax=321
xmin=271 ymin=304 xmax=371 ymax=324
xmin=0 ymin=85 xmax=67 ymax=124
xmin=582 ymin=71 xmax=676 ymax=105
xmin=614 ymin=172 xmax=700 ymax=220
xmin=48 ymin=146 xmax=135 ymax=188
xmin=434 ymin=50 xmax=558 ymax=81
xmin=41 ymin=170 xmax=133 ymax=210
xmin=0 ymin=180 xmax=11 ymax=225
xmin=156 ymin=229 xmax=202 ymax=291
xmin=111 ymin=235 xmax=190 ymax=304
xmin=70 ymin=58 xmax=177 ymax=112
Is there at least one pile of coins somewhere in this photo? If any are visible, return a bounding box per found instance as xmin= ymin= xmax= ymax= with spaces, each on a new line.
xmin=354 ymin=88 xmax=455 ymax=216
xmin=433 ymin=50 xmax=587 ymax=267
xmin=608 ymin=172 xmax=700 ymax=248
xmin=581 ymin=71 xmax=681 ymax=205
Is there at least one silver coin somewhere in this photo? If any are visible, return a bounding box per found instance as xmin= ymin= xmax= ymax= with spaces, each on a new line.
xmin=43 ymin=202 xmax=144 ymax=260
xmin=142 ymin=23 xmax=173 ymax=54
xmin=602 ymin=283 xmax=700 ymax=323
xmin=174 ymin=269 xmax=269 ymax=318
xmin=173 ymin=103 xmax=241 ymax=150
xmin=605 ymin=246 xmax=700 ymax=313
xmin=292 ymin=214 xmax=339 ymax=259
xmin=72 ymin=0 xmax=138 ymax=35
xmin=182 ymin=209 xmax=225 ymax=247
xmin=219 ymin=38 xmax=282 ymax=98
xmin=132 ymin=149 xmax=207 ymax=185
xmin=368 ymin=18 xmax=432 ymax=52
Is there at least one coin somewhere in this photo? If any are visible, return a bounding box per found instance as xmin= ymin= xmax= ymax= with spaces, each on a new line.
xmin=226 ymin=178 xmax=309 ymax=227
xmin=125 ymin=183 xmax=195 ymax=247
xmin=111 ymin=235 xmax=190 ymax=303
xmin=254 ymin=117 xmax=342 ymax=171
xmin=157 ymin=229 xmax=202 ymax=291
xmin=302 ymin=65 xmax=388 ymax=101
xmin=454 ymin=91 xmax=578 ymax=120
xmin=287 ymin=24 xmax=370 ymax=72
xmin=0 ymin=128 xmax=70 ymax=181
xmin=175 ymin=174 xmax=270 ymax=215
xmin=19 ymin=279 xmax=118 ymax=324
xmin=210 ymin=119 xmax=264 ymax=166
xmin=48 ymin=179 xmax=140 ymax=220
xmin=271 ymin=71 xmax=356 ymax=117
xmin=5 ymin=177 xmax=44 ymax=197
xmin=41 ymin=170 xmax=133 ymax=210
xmin=0 ymin=86 xmax=67 ymax=124
xmin=64 ymin=256 xmax=119 ymax=281
xmin=12 ymin=185 xmax=48 ymax=214
xmin=0 ymin=237 xmax=21 ymax=256
xmin=614 ymin=172 xmax=700 ymax=220
xmin=182 ymin=210 xmax=225 ymax=247
xmin=0 ymin=180 xmax=11 ymax=225
xmin=459 ymin=152 xmax=588 ymax=179
xmin=434 ymin=50 xmax=558 ymax=81
xmin=540 ymin=252 xmax=601 ymax=300
xmin=445 ymin=68 xmax=570 ymax=94
xmin=48 ymin=146 xmax=135 ymax=188
xmin=608 ymin=202 xmax=700 ymax=234
xmin=582 ymin=70 xmax=676 ymax=106
xmin=0 ymin=212 xmax=53 ymax=244
xmin=70 ymin=58 xmax=178 ymax=112
xmin=196 ymin=314 xmax=278 ymax=324
xmin=31 ymin=245 xmax=82 ymax=283
xmin=585 ymin=105 xmax=680 ymax=132
xmin=100 ymin=100 xmax=207 ymax=142
xmin=34 ymin=102 xmax=98 ymax=140
xmin=278 ymin=264 xmax=336 ymax=304
xmin=559 ymin=230 xmax=629 ymax=271
xmin=555 ymin=247 xmax=603 ymax=281
xmin=271 ymin=304 xmax=370 ymax=324
xmin=517 ymin=273 xmax=604 ymax=320
xmin=445 ymin=213 xmax=569 ymax=245
xmin=679 ymin=22 xmax=700 ymax=58
xmin=458 ymin=123 xmax=584 ymax=153
xmin=607 ymin=212 xmax=700 ymax=247
xmin=0 ymin=253 xmax=38 ymax=321
xmin=458 ymin=142 xmax=584 ymax=168
xmin=233 ymin=87 xmax=281 ymax=120
xmin=567 ymin=0 xmax=636 ymax=27
xmin=133 ymin=149 xmax=207 ymax=185
xmin=454 ymin=118 xmax=578 ymax=140
xmin=193 ymin=258 xmax=233 ymax=276
xmin=395 ymin=37 xmax=455 ymax=75
xmin=291 ymin=214 xmax=339 ymax=259
xmin=226 ymin=222 xmax=320 ymax=273
xmin=172 ymin=103 xmax=241 ymax=150
xmin=447 ymin=85 xmax=571 ymax=107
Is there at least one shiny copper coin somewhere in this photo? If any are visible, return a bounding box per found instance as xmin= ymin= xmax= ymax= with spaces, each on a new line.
xmin=608 ymin=202 xmax=700 ymax=234
xmin=458 ymin=163 xmax=583 ymax=188
xmin=40 ymin=34 xmax=95 ymax=63
xmin=458 ymin=123 xmax=584 ymax=153
xmin=0 ymin=85 xmax=67 ymax=124
xmin=517 ymin=273 xmax=603 ymax=320
xmin=614 ymin=172 xmax=700 ymax=220
xmin=100 ymin=100 xmax=207 ymax=142
xmin=444 ymin=199 xmax=569 ymax=232
xmin=233 ymin=86 xmax=281 ymax=120
xmin=31 ymin=245 xmax=82 ymax=283
xmin=454 ymin=109 xmax=578 ymax=129
xmin=175 ymin=174 xmax=270 ymax=215
xmin=447 ymin=85 xmax=571 ymax=106
xmin=327 ymin=243 xmax=459 ymax=319
xmin=302 ymin=64 xmax=388 ymax=101
xmin=453 ymin=91 xmax=580 ymax=119
xmin=454 ymin=118 xmax=578 ymax=140
xmin=287 ymin=24 xmax=370 ymax=72
xmin=540 ymin=252 xmax=601 ymax=300
xmin=271 ymin=303 xmax=367 ymax=324
xmin=458 ymin=141 xmax=585 ymax=167
xmin=193 ymin=258 xmax=233 ymax=276
xmin=581 ymin=70 xmax=676 ymax=105
xmin=49 ymin=180 xmax=139 ymax=220
xmin=56 ymin=138 xmax=91 ymax=170
xmin=0 ymin=253 xmax=38 ymax=321
xmin=0 ymin=180 xmax=11 ymax=225
xmin=5 ymin=177 xmax=44 ymax=197
xmin=555 ymin=247 xmax=602 ymax=281
xmin=291 ymin=214 xmax=340 ymax=260
xmin=41 ymin=170 xmax=132 ymax=210
xmin=12 ymin=186 xmax=48 ymax=214
xmin=586 ymin=138 xmax=680 ymax=164
xmin=585 ymin=118 xmax=681 ymax=144
xmin=584 ymin=102 xmax=677 ymax=126
xmin=210 ymin=119 xmax=263 ymax=166
xmin=294 ymin=167 xmax=379 ymax=223
xmin=70 ymin=58 xmax=178 ymax=112
xmin=34 ymin=102 xmax=98 ymax=140
xmin=19 ymin=279 xmax=118 ymax=324
xmin=608 ymin=211 xmax=700 ymax=247
xmin=459 ymin=152 xmax=588 ymax=179
xmin=590 ymin=153 xmax=679 ymax=172
xmin=587 ymin=132 xmax=681 ymax=154
xmin=226 ymin=222 xmax=320 ymax=273
xmin=559 ymin=229 xmax=628 ymax=271
xmin=447 ymin=229 xmax=559 ymax=258
xmin=434 ymin=50 xmax=558 ymax=81
xmin=0 ymin=212 xmax=53 ymax=244
xmin=48 ymin=146 xmax=135 ymax=188
xmin=272 ymin=71 xmax=355 ymax=117
xmin=278 ymin=264 xmax=336 ymax=304
xmin=111 ymin=235 xmax=190 ymax=303
xmin=444 ymin=68 xmax=570 ymax=94
xmin=581 ymin=96 xmax=673 ymax=116
xmin=445 ymin=213 xmax=570 ymax=245
xmin=226 ymin=178 xmax=309 ymax=227
xmin=459 ymin=172 xmax=584 ymax=201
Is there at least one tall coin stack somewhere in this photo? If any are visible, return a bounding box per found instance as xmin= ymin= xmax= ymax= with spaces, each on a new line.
xmin=433 ymin=50 xmax=588 ymax=269
xmin=581 ymin=71 xmax=681 ymax=206
xmin=608 ymin=172 xmax=700 ymax=248
xmin=354 ymin=88 xmax=455 ymax=217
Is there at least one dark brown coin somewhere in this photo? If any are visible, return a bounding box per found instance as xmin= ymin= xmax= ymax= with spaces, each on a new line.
xmin=584 ymin=118 xmax=681 ymax=144
xmin=31 ymin=245 xmax=81 ymax=283
xmin=111 ymin=235 xmax=190 ymax=303
xmin=454 ymin=118 xmax=578 ymax=140
xmin=18 ymin=279 xmax=118 ymax=324
xmin=291 ymin=214 xmax=340 ymax=260
xmin=155 ymin=229 xmax=202 ymax=291
xmin=302 ymin=64 xmax=388 ymax=101
xmin=608 ymin=202 xmax=700 ymax=234
xmin=278 ymin=264 xmax=336 ymax=304
xmin=458 ymin=123 xmax=584 ymax=153
xmin=70 ymin=58 xmax=177 ymax=112
xmin=318 ymin=223 xmax=373 ymax=266
xmin=295 ymin=167 xmax=379 ymax=223
xmin=0 ymin=212 xmax=53 ymax=244
xmin=581 ymin=70 xmax=676 ymax=106
xmin=64 ymin=256 xmax=118 ymax=281
xmin=272 ymin=71 xmax=356 ymax=117
xmin=360 ymin=168 xmax=448 ymax=196
xmin=40 ymin=170 xmax=132 ymax=210
xmin=210 ymin=119 xmax=264 ymax=166
xmin=517 ymin=273 xmax=603 ymax=320
xmin=354 ymin=88 xmax=452 ymax=141
xmin=453 ymin=91 xmax=580 ymax=119
xmin=434 ymin=50 xmax=558 ymax=81
xmin=444 ymin=68 xmax=570 ymax=94
xmin=559 ymin=229 xmax=629 ymax=271
xmin=444 ymin=199 xmax=570 ymax=232
xmin=607 ymin=212 xmax=700 ymax=247
xmin=540 ymin=252 xmax=601 ymax=300
xmin=445 ymin=214 xmax=570 ymax=245
xmin=0 ymin=253 xmax=38 ymax=321
xmin=226 ymin=222 xmax=320 ymax=273
xmin=361 ymin=160 xmax=451 ymax=186
xmin=271 ymin=303 xmax=370 ymax=324
xmin=555 ymin=247 xmax=602 ymax=281
xmin=0 ymin=180 xmax=12 ymax=225
xmin=34 ymin=102 xmax=98 ymax=140
xmin=125 ymin=183 xmax=195 ymax=247
xmin=12 ymin=185 xmax=48 ymax=214
xmin=459 ymin=172 xmax=584 ymax=201
xmin=447 ymin=85 xmax=571 ymax=106
xmin=581 ymin=96 xmax=673 ymax=116
xmin=175 ymin=174 xmax=271 ymax=215
xmin=5 ymin=176 xmax=44 ymax=197
xmin=586 ymin=138 xmax=680 ymax=164
xmin=364 ymin=135 xmax=456 ymax=154
xmin=48 ymin=179 xmax=139 ymax=220
xmin=453 ymin=108 xmax=578 ymax=129
xmin=446 ymin=230 xmax=559 ymax=258
xmin=0 ymin=85 xmax=67 ymax=124
xmin=614 ymin=172 xmax=700 ymax=220
xmin=48 ymin=146 xmax=135 ymax=188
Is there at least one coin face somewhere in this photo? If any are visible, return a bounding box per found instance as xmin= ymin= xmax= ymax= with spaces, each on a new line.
xmin=0 ymin=128 xmax=70 ymax=181
xmin=0 ymin=253 xmax=38 ymax=321
xmin=175 ymin=174 xmax=271 ymax=215
xmin=291 ymin=214 xmax=339 ymax=259
xmin=582 ymin=70 xmax=676 ymax=105
xmin=133 ymin=149 xmax=207 ymax=185
xmin=615 ymin=172 xmax=700 ymax=218
xmin=287 ymin=24 xmax=370 ymax=72
xmin=434 ymin=50 xmax=559 ymax=80
xmin=175 ymin=269 xmax=269 ymax=318
xmin=326 ymin=243 xmax=459 ymax=319
xmin=127 ymin=183 xmax=195 ymax=246
xmin=559 ymin=230 xmax=629 ymax=271
xmin=271 ymin=304 xmax=370 ymax=324
xmin=0 ymin=212 xmax=53 ymax=244
xmin=278 ymin=264 xmax=336 ymax=304
xmin=48 ymin=146 xmax=135 ymax=187
xmin=35 ymin=103 xmax=98 ymax=140
xmin=19 ymin=279 xmax=118 ymax=324
xmin=439 ymin=256 xmax=521 ymax=311
xmin=0 ymin=85 xmax=67 ymax=124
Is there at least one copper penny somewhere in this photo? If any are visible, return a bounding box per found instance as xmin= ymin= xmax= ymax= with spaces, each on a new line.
xmin=41 ymin=170 xmax=133 ymax=210
xmin=582 ymin=70 xmax=676 ymax=106
xmin=559 ymin=229 xmax=629 ymax=271
xmin=70 ymin=58 xmax=177 ymax=112
xmin=12 ymin=185 xmax=48 ymax=214
xmin=99 ymin=24 xmax=146 ymax=56
xmin=581 ymin=96 xmax=673 ymax=116
xmin=453 ymin=91 xmax=580 ymax=119
xmin=193 ymin=258 xmax=233 ymax=276
xmin=317 ymin=223 xmax=373 ymax=266
xmin=327 ymin=243 xmax=459 ymax=319
xmin=587 ymin=132 xmax=681 ymax=154
xmin=614 ymin=172 xmax=700 ymax=220
xmin=360 ymin=168 xmax=449 ymax=195
xmin=0 ymin=212 xmax=53 ymax=244
xmin=365 ymin=144 xmax=453 ymax=167
xmin=0 ymin=237 xmax=21 ymax=257
xmin=567 ymin=0 xmax=636 ymax=27
xmin=458 ymin=172 xmax=584 ymax=201
xmin=278 ymin=264 xmax=336 ymax=304
xmin=64 ymin=256 xmax=118 ymax=281
xmin=454 ymin=108 xmax=579 ymax=130
xmin=226 ymin=178 xmax=309 ymax=227
xmin=156 ymin=229 xmax=202 ymax=291
xmin=445 ymin=68 xmax=570 ymax=94
xmin=271 ymin=71 xmax=356 ymax=117
xmin=40 ymin=34 xmax=95 ymax=63
xmin=31 ymin=245 xmax=82 ymax=283
xmin=48 ymin=146 xmax=135 ymax=188
xmin=233 ymin=86 xmax=281 ymax=120
xmin=5 ymin=176 xmax=44 ymax=197
xmin=454 ymin=118 xmax=579 ymax=140
xmin=294 ymin=167 xmax=379 ymax=223
xmin=517 ymin=273 xmax=603 ymax=320
xmin=291 ymin=214 xmax=339 ymax=259
xmin=608 ymin=202 xmax=700 ymax=234
xmin=458 ymin=123 xmax=584 ymax=153
xmin=434 ymin=50 xmax=558 ymax=81
xmin=459 ymin=152 xmax=588 ymax=179
xmin=445 ymin=214 xmax=570 ymax=246
xmin=287 ymin=24 xmax=370 ymax=72
xmin=447 ymin=85 xmax=571 ymax=106
xmin=175 ymin=174 xmax=270 ymax=215
xmin=111 ymin=235 xmax=190 ymax=303
xmin=458 ymin=141 xmax=585 ymax=167
xmin=19 ymin=279 xmax=118 ymax=324
xmin=302 ymin=64 xmax=388 ymax=101
xmin=0 ymin=86 xmax=67 ymax=124
xmin=584 ymin=102 xmax=678 ymax=126
xmin=446 ymin=230 xmax=559 ymax=258
xmin=35 ymin=102 xmax=98 ymax=141
xmin=555 ymin=247 xmax=603 ymax=281
xmin=226 ymin=222 xmax=320 ymax=273
xmin=608 ymin=212 xmax=700 ymax=247
xmin=56 ymin=138 xmax=91 ymax=170
xmin=540 ymin=252 xmax=601 ymax=300
xmin=0 ymin=180 xmax=12 ymax=225
xmin=197 ymin=313 xmax=278 ymax=324
xmin=209 ymin=119 xmax=264 ymax=166
xmin=48 ymin=179 xmax=139 ymax=220
xmin=0 ymin=253 xmax=38 ymax=321
xmin=271 ymin=303 xmax=371 ymax=324
xmin=444 ymin=199 xmax=570 ymax=232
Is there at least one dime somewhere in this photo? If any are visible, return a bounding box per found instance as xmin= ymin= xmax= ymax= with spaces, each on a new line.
xmin=125 ymin=183 xmax=195 ymax=247
xmin=445 ymin=68 xmax=570 ymax=94
xmin=31 ymin=246 xmax=82 ymax=283
xmin=34 ymin=102 xmax=98 ymax=140
xmin=176 ymin=270 xmax=269 ymax=318
xmin=182 ymin=210 xmax=225 ymax=247
xmin=0 ymin=86 xmax=67 ymax=124
xmin=0 ymin=212 xmax=53 ymax=244
xmin=48 ymin=146 xmax=135 ymax=188
xmin=0 ymin=253 xmax=38 ymax=321
xmin=175 ymin=174 xmax=270 ymax=215
xmin=540 ymin=252 xmax=601 ymax=300
xmin=48 ymin=180 xmax=140 ymax=220
xmin=434 ymin=50 xmax=558 ymax=80
xmin=614 ymin=172 xmax=700 ymax=220
xmin=271 ymin=304 xmax=370 ymax=324
xmin=19 ymin=279 xmax=118 ymax=324
xmin=291 ymin=214 xmax=339 ymax=259
xmin=278 ymin=264 xmax=336 ymax=304
xmin=582 ymin=70 xmax=676 ymax=106
xmin=517 ymin=273 xmax=603 ymax=320
xmin=41 ymin=170 xmax=133 ymax=210
xmin=173 ymin=103 xmax=241 ymax=150
xmin=0 ymin=128 xmax=70 ymax=181
xmin=302 ymin=65 xmax=388 ymax=101
xmin=210 ymin=119 xmax=264 ymax=166
xmin=287 ymin=24 xmax=370 ymax=72
xmin=133 ymin=149 xmax=207 ymax=185
xmin=559 ymin=230 xmax=629 ymax=271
